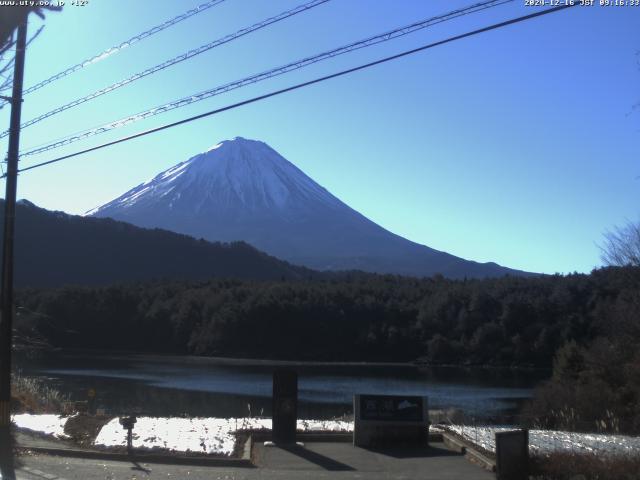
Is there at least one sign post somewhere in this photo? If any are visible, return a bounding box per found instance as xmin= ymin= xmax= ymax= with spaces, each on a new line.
xmin=496 ymin=429 xmax=529 ymax=480
xmin=0 ymin=20 xmax=27 ymax=431
xmin=272 ymin=369 xmax=297 ymax=445
xmin=119 ymin=416 xmax=137 ymax=454
xmin=353 ymin=394 xmax=429 ymax=448
xmin=0 ymin=21 xmax=27 ymax=479
xmin=87 ymin=388 xmax=96 ymax=415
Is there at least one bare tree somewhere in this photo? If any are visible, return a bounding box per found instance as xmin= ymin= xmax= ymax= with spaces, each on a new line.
xmin=600 ymin=220 xmax=640 ymax=267
xmin=0 ymin=5 xmax=60 ymax=96
xmin=0 ymin=25 xmax=45 ymax=97
xmin=0 ymin=5 xmax=60 ymax=49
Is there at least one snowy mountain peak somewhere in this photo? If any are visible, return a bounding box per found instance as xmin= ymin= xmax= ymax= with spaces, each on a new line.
xmin=86 ymin=137 xmax=341 ymax=217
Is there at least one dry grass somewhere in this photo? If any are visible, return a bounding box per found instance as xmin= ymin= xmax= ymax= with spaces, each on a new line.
xmin=64 ymin=414 xmax=112 ymax=447
xmin=10 ymin=372 xmax=68 ymax=413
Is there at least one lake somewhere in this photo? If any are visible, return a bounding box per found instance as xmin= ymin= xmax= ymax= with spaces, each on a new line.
xmin=16 ymin=350 xmax=546 ymax=419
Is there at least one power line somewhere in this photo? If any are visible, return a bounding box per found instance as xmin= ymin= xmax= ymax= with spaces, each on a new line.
xmin=8 ymin=3 xmax=577 ymax=179
xmin=0 ymin=0 xmax=227 ymax=108
xmin=27 ymin=0 xmax=227 ymax=92
xmin=12 ymin=0 xmax=508 ymax=146
xmin=3 ymin=0 xmax=330 ymax=137
xmin=18 ymin=0 xmax=514 ymax=158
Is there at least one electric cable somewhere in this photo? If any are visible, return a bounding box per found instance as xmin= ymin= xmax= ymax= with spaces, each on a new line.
xmin=0 ymin=0 xmax=227 ymax=108
xmin=6 ymin=3 xmax=577 ymax=179
xmin=17 ymin=0 xmax=515 ymax=157
xmin=2 ymin=0 xmax=330 ymax=137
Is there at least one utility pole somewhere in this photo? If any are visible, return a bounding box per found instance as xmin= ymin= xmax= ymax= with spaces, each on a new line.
xmin=0 ymin=20 xmax=27 ymax=429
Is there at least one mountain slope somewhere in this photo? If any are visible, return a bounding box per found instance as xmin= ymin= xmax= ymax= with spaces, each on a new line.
xmin=2 ymin=199 xmax=310 ymax=288
xmin=89 ymin=137 xmax=531 ymax=279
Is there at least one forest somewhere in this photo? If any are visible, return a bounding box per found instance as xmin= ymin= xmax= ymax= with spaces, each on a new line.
xmin=14 ymin=265 xmax=640 ymax=433
xmin=13 ymin=266 xmax=638 ymax=366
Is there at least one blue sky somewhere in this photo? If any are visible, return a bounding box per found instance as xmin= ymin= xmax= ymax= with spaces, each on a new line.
xmin=0 ymin=0 xmax=638 ymax=274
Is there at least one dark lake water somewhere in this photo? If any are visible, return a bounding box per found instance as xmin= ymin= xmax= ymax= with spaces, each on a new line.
xmin=16 ymin=351 xmax=547 ymax=419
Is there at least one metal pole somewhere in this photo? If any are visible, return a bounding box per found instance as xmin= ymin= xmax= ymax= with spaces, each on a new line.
xmin=0 ymin=20 xmax=27 ymax=428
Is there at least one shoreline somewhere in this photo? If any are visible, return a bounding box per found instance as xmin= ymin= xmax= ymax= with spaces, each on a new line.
xmin=19 ymin=348 xmax=552 ymax=372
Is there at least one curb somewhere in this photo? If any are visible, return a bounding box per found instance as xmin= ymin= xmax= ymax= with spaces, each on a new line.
xmin=441 ymin=432 xmax=466 ymax=453
xmin=465 ymin=446 xmax=496 ymax=472
xmin=249 ymin=431 xmax=445 ymax=448
xmin=441 ymin=432 xmax=496 ymax=472
xmin=15 ymin=443 xmax=255 ymax=468
xmin=250 ymin=431 xmax=354 ymax=443
xmin=243 ymin=434 xmax=253 ymax=462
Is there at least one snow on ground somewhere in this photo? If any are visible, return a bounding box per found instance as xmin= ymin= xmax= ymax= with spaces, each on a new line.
xmin=94 ymin=417 xmax=354 ymax=456
xmin=12 ymin=413 xmax=639 ymax=458
xmin=446 ymin=425 xmax=640 ymax=457
xmin=95 ymin=417 xmax=239 ymax=455
xmin=295 ymin=419 xmax=353 ymax=432
xmin=10 ymin=413 xmax=353 ymax=455
xmin=11 ymin=413 xmax=70 ymax=438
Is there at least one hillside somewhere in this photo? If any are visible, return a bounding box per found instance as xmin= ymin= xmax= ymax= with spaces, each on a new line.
xmin=1 ymin=199 xmax=311 ymax=287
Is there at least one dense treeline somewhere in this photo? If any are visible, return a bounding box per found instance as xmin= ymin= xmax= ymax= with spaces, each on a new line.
xmin=14 ymin=266 xmax=640 ymax=368
xmin=526 ymin=267 xmax=640 ymax=433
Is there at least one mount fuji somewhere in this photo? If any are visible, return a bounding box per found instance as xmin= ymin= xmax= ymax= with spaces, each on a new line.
xmin=88 ymin=137 xmax=528 ymax=278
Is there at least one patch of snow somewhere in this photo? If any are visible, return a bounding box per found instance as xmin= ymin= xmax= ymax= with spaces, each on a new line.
xmin=120 ymin=186 xmax=152 ymax=205
xmin=94 ymin=417 xmax=354 ymax=456
xmin=296 ymin=419 xmax=353 ymax=432
xmin=231 ymin=418 xmax=353 ymax=433
xmin=446 ymin=425 xmax=640 ymax=457
xmin=158 ymin=162 xmax=190 ymax=181
xmin=95 ymin=417 xmax=238 ymax=455
xmin=12 ymin=413 xmax=70 ymax=439
xmin=160 ymin=186 xmax=175 ymax=198
xmin=84 ymin=205 xmax=101 ymax=216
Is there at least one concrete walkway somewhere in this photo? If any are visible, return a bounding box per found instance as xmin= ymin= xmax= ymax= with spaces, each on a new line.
xmin=11 ymin=444 xmax=494 ymax=480
xmin=10 ymin=431 xmax=495 ymax=479
xmin=252 ymin=441 xmax=494 ymax=479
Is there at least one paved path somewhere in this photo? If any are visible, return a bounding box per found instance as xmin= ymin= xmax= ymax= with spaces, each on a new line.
xmin=6 ymin=441 xmax=494 ymax=480
xmin=254 ymin=441 xmax=494 ymax=479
